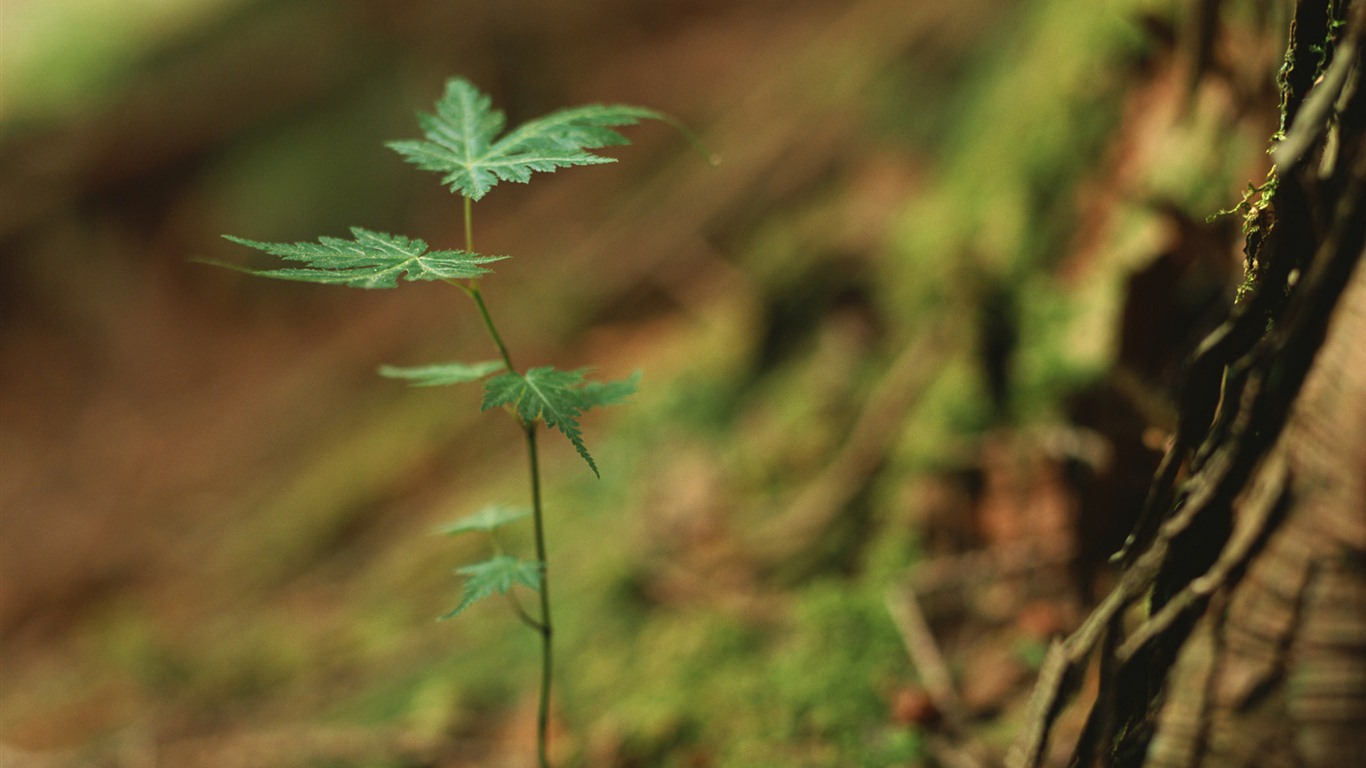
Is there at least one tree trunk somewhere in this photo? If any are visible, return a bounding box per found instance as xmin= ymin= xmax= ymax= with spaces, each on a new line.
xmin=1008 ymin=1 xmax=1366 ymax=766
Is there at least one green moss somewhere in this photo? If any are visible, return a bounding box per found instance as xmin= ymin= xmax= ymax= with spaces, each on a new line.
xmin=891 ymin=0 xmax=1149 ymax=273
xmin=770 ymin=583 xmax=909 ymax=739
xmin=548 ymin=575 xmax=920 ymax=766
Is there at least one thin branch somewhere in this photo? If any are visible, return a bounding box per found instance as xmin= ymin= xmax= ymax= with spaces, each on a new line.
xmin=504 ymin=591 xmax=548 ymax=633
xmin=886 ymin=582 xmax=972 ymax=733
xmin=887 ymin=581 xmax=997 ymax=768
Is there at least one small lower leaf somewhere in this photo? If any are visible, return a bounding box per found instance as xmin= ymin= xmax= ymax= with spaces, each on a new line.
xmin=380 ymin=360 xmax=505 ymax=386
xmin=437 ymin=504 xmax=530 ymax=536
xmin=441 ymin=555 xmax=543 ymax=620
xmin=582 ymin=370 xmax=641 ymax=409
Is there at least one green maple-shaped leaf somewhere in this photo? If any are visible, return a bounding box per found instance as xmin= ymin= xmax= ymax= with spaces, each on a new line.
xmin=387 ymin=77 xmax=663 ymax=201
xmin=482 ymin=367 xmax=639 ymax=477
xmin=437 ymin=504 xmax=531 ymax=537
xmin=442 ymin=555 xmax=543 ymax=620
xmin=379 ymin=360 xmax=506 ymax=386
xmin=221 ymin=228 xmax=503 ymax=289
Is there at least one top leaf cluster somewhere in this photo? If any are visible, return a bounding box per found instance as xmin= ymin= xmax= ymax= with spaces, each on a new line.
xmin=221 ymin=78 xmax=653 ymax=476
xmin=387 ymin=78 xmax=663 ymax=200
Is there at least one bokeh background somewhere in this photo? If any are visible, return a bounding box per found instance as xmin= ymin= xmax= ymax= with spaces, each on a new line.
xmin=1 ymin=0 xmax=1286 ymax=765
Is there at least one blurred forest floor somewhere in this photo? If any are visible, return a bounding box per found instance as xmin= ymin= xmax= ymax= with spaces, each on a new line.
xmin=0 ymin=0 xmax=1287 ymax=766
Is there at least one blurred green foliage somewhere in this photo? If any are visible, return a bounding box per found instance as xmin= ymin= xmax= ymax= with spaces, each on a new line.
xmin=1 ymin=0 xmax=1276 ymax=764
xmin=2 ymin=0 xmax=249 ymax=122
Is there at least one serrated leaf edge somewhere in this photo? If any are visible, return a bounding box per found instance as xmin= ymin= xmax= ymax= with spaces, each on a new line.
xmin=440 ymin=555 xmax=543 ymax=620
xmin=480 ymin=367 xmax=638 ymax=477
xmin=389 ymin=77 xmax=665 ymax=200
xmin=219 ymin=228 xmax=505 ymax=288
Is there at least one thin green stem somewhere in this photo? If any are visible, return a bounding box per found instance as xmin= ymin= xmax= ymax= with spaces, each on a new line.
xmin=463 ymin=195 xmax=474 ymax=253
xmin=448 ymin=196 xmax=515 ymax=374
xmin=466 ymin=282 xmax=516 ymax=372
xmin=457 ymin=194 xmax=553 ymax=767
xmin=526 ymin=424 xmax=553 ymax=768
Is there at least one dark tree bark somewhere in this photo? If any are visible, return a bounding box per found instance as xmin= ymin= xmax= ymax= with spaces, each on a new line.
xmin=1008 ymin=1 xmax=1366 ymax=766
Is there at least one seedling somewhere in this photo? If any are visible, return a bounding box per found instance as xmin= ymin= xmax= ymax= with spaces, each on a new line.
xmin=219 ymin=77 xmax=686 ymax=767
